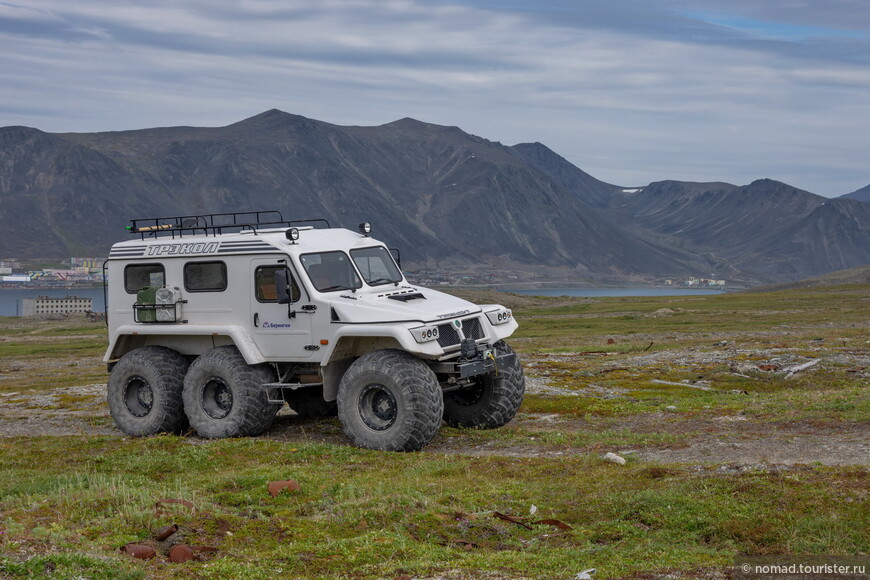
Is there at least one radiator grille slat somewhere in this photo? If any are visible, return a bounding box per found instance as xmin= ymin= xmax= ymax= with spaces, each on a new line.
xmin=436 ymin=316 xmax=485 ymax=348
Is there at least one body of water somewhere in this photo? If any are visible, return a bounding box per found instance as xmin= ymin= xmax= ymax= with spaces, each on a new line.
xmin=0 ymin=287 xmax=106 ymax=317
xmin=501 ymin=287 xmax=726 ymax=298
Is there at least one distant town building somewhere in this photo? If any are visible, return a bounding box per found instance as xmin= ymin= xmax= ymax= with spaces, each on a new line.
xmin=2 ymin=275 xmax=31 ymax=283
xmin=683 ymin=276 xmax=726 ymax=287
xmin=21 ymin=295 xmax=93 ymax=317
xmin=0 ymin=257 xmax=106 ymax=286
xmin=70 ymin=257 xmax=103 ymax=269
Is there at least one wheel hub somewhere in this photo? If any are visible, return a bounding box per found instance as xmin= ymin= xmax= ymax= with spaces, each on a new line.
xmin=449 ymin=380 xmax=485 ymax=407
xmin=123 ymin=376 xmax=153 ymax=417
xmin=201 ymin=377 xmax=233 ymax=419
xmin=359 ymin=384 xmax=398 ymax=431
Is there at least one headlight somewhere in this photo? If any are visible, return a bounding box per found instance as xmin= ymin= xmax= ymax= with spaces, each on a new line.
xmin=410 ymin=324 xmax=440 ymax=343
xmin=485 ymin=308 xmax=513 ymax=325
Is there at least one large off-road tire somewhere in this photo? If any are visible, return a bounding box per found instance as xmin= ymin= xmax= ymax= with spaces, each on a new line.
xmin=182 ymin=346 xmax=281 ymax=439
xmin=107 ymin=346 xmax=189 ymax=436
xmin=337 ymin=350 xmax=443 ymax=452
xmin=443 ymin=341 xmax=525 ymax=429
xmin=284 ymin=387 xmax=338 ymax=418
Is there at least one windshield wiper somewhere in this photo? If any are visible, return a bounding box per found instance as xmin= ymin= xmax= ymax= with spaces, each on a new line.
xmin=368 ymin=277 xmax=399 ymax=286
xmin=319 ymin=285 xmax=348 ymax=292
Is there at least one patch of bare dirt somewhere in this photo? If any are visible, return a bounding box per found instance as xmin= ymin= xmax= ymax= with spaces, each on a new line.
xmin=0 ymin=384 xmax=116 ymax=437
xmin=421 ymin=412 xmax=870 ymax=466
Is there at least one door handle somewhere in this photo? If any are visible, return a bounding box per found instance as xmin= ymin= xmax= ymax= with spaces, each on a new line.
xmin=254 ymin=312 xmax=259 ymax=327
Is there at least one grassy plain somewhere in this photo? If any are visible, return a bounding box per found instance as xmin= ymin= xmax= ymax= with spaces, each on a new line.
xmin=0 ymin=285 xmax=867 ymax=579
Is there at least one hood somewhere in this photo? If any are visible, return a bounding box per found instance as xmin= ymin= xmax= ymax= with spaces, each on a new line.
xmin=328 ymin=286 xmax=482 ymax=324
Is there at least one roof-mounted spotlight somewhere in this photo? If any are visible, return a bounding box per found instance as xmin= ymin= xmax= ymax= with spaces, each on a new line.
xmin=285 ymin=227 xmax=300 ymax=243
xmin=358 ymin=222 xmax=372 ymax=236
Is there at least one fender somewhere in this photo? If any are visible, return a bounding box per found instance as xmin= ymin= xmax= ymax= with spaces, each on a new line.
xmin=319 ymin=322 xmax=443 ymax=363
xmin=104 ymin=324 xmax=266 ymax=364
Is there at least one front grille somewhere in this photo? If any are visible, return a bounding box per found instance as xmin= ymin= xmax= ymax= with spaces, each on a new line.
xmin=437 ymin=316 xmax=485 ymax=349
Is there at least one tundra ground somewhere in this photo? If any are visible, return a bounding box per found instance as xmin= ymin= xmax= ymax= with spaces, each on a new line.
xmin=0 ymin=285 xmax=867 ymax=579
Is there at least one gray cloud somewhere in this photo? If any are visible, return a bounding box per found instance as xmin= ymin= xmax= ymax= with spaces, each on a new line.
xmin=0 ymin=0 xmax=867 ymax=196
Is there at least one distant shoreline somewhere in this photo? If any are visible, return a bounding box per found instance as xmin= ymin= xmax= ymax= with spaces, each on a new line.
xmin=0 ymin=284 xmax=102 ymax=290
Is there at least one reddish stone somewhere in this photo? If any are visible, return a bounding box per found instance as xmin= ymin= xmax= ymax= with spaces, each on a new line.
xmin=169 ymin=543 xmax=195 ymax=563
xmin=267 ymin=480 xmax=301 ymax=497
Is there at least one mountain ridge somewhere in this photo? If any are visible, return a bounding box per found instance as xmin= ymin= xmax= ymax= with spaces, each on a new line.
xmin=840 ymin=184 xmax=870 ymax=203
xmin=1 ymin=110 xmax=867 ymax=285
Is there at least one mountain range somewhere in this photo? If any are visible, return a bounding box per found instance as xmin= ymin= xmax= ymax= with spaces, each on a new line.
xmin=1 ymin=109 xmax=868 ymax=285
xmin=841 ymin=184 xmax=870 ymax=203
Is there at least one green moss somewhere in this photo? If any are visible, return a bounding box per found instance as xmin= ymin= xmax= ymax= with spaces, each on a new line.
xmin=0 ymin=437 xmax=865 ymax=578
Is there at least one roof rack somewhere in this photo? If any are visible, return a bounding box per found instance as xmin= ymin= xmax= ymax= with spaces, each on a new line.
xmin=126 ymin=211 xmax=331 ymax=239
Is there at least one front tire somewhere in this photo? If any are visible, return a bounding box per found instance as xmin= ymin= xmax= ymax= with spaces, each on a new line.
xmin=443 ymin=341 xmax=525 ymax=429
xmin=107 ymin=346 xmax=189 ymax=436
xmin=182 ymin=346 xmax=281 ymax=438
xmin=337 ymin=350 xmax=443 ymax=452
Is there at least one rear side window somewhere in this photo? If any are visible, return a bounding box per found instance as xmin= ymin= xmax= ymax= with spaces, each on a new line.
xmin=124 ymin=264 xmax=165 ymax=293
xmin=184 ymin=261 xmax=227 ymax=292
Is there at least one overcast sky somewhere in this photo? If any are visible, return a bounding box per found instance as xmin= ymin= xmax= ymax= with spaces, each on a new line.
xmin=2 ymin=0 xmax=868 ymax=197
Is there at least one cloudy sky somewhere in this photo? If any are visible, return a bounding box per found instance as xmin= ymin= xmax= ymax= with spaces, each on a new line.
xmin=1 ymin=0 xmax=868 ymax=197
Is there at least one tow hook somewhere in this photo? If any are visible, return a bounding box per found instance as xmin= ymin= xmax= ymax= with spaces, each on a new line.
xmin=486 ymin=350 xmax=499 ymax=376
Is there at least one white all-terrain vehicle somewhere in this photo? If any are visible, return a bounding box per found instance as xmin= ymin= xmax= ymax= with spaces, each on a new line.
xmin=103 ymin=211 xmax=524 ymax=451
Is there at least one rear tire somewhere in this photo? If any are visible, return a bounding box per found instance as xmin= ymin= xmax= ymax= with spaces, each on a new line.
xmin=107 ymin=346 xmax=189 ymax=436
xmin=337 ymin=350 xmax=443 ymax=452
xmin=443 ymin=341 xmax=525 ymax=429
xmin=182 ymin=346 xmax=280 ymax=438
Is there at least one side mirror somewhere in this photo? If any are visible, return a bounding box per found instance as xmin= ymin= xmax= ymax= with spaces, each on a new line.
xmin=274 ymin=269 xmax=291 ymax=304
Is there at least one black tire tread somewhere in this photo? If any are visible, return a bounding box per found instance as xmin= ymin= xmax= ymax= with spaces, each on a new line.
xmin=182 ymin=346 xmax=280 ymax=439
xmin=337 ymin=349 xmax=443 ymax=452
xmin=443 ymin=340 xmax=525 ymax=429
xmin=107 ymin=346 xmax=189 ymax=436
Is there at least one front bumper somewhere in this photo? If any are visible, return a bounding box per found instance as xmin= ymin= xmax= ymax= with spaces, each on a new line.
xmin=430 ymin=349 xmax=516 ymax=379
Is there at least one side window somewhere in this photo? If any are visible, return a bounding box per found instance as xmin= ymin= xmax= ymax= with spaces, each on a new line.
xmin=184 ymin=261 xmax=227 ymax=292
xmin=124 ymin=264 xmax=165 ymax=293
xmin=256 ymin=266 xmax=300 ymax=303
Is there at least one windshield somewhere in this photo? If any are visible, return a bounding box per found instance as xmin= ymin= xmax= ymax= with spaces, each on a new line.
xmin=350 ymin=246 xmax=402 ymax=286
xmin=351 ymin=246 xmax=403 ymax=287
xmin=300 ymin=251 xmax=362 ymax=292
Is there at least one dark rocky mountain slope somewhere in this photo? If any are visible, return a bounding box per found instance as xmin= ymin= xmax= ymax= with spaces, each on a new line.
xmin=840 ymin=184 xmax=870 ymax=203
xmin=516 ymin=145 xmax=870 ymax=283
xmin=0 ymin=126 xmax=175 ymax=256
xmin=1 ymin=110 xmax=868 ymax=285
xmin=612 ymin=180 xmax=870 ymax=281
xmin=509 ymin=142 xmax=622 ymax=208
